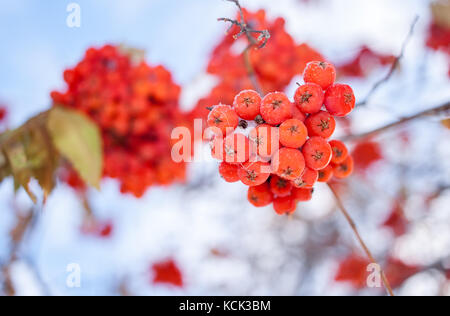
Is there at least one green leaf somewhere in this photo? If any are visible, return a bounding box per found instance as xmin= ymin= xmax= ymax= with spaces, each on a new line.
xmin=47 ymin=106 xmax=103 ymax=189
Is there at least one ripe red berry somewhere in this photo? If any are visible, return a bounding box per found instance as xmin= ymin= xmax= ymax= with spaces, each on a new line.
xmin=333 ymin=155 xmax=354 ymax=179
xmin=273 ymin=196 xmax=297 ymax=215
xmin=248 ymin=182 xmax=273 ymax=207
xmin=270 ymin=175 xmax=293 ymax=197
xmin=292 ymin=187 xmax=313 ymax=202
xmin=260 ymin=92 xmax=293 ymax=125
xmin=212 ymin=133 xmax=251 ymax=164
xmin=271 ymin=147 xmax=305 ymax=180
xmin=329 ymin=140 xmax=349 ymax=164
xmin=318 ymin=164 xmax=334 ymax=183
xmin=279 ymin=119 xmax=308 ymax=148
xmin=249 ymin=124 xmax=279 ymax=158
xmin=302 ymin=136 xmax=333 ymax=170
xmin=303 ymin=61 xmax=336 ymax=90
xmin=324 ymin=84 xmax=356 ymax=117
xmin=207 ymin=104 xmax=239 ymax=135
xmin=304 ymin=110 xmax=336 ymax=139
xmin=294 ymin=83 xmax=324 ymax=114
xmin=219 ymin=162 xmax=240 ymax=183
xmin=293 ymin=167 xmax=318 ymax=189
xmin=291 ymin=104 xmax=306 ymax=122
xmin=233 ymin=90 xmax=262 ymax=120
xmin=238 ymin=161 xmax=271 ymax=186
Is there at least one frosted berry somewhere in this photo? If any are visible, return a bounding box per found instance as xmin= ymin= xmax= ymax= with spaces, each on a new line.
xmin=292 ymin=187 xmax=313 ymax=202
xmin=273 ymin=196 xmax=297 ymax=215
xmin=219 ymin=162 xmax=240 ymax=183
xmin=294 ymin=83 xmax=324 ymax=114
xmin=249 ymin=124 xmax=279 ymax=158
xmin=260 ymin=92 xmax=293 ymax=125
xmin=212 ymin=133 xmax=251 ymax=164
xmin=302 ymin=136 xmax=333 ymax=170
xmin=305 ymin=111 xmax=336 ymax=139
xmin=279 ymin=119 xmax=308 ymax=148
xmin=333 ymin=155 xmax=354 ymax=179
xmin=270 ymin=175 xmax=293 ymax=197
xmin=293 ymin=167 xmax=318 ymax=189
xmin=329 ymin=140 xmax=349 ymax=164
xmin=233 ymin=90 xmax=262 ymax=120
xmin=324 ymin=84 xmax=356 ymax=117
xmin=248 ymin=183 xmax=273 ymax=207
xmin=207 ymin=104 xmax=239 ymax=135
xmin=238 ymin=162 xmax=271 ymax=186
xmin=303 ymin=61 xmax=336 ymax=90
xmin=271 ymin=147 xmax=305 ymax=180
xmin=318 ymin=164 xmax=334 ymax=183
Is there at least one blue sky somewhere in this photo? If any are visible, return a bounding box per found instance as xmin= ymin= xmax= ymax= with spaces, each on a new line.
xmin=0 ymin=0 xmax=233 ymax=126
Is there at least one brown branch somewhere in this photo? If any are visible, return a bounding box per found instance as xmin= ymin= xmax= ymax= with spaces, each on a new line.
xmin=357 ymin=16 xmax=419 ymax=106
xmin=344 ymin=101 xmax=450 ymax=141
xmin=218 ymin=0 xmax=270 ymax=95
xmin=328 ymin=184 xmax=395 ymax=296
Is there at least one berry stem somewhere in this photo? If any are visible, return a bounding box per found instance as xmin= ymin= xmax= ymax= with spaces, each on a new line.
xmin=328 ymin=183 xmax=395 ymax=297
xmin=243 ymin=45 xmax=264 ymax=95
xmin=344 ymin=101 xmax=450 ymax=141
xmin=218 ymin=0 xmax=269 ymax=96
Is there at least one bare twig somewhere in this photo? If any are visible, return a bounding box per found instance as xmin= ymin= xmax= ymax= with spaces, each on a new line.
xmin=328 ymin=184 xmax=395 ymax=296
xmin=343 ymin=101 xmax=450 ymax=141
xmin=218 ymin=0 xmax=270 ymax=95
xmin=357 ymin=16 xmax=419 ymax=106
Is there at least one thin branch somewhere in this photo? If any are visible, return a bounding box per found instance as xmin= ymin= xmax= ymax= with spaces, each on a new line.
xmin=343 ymin=101 xmax=450 ymax=141
xmin=357 ymin=16 xmax=419 ymax=106
xmin=218 ymin=0 xmax=270 ymax=95
xmin=328 ymin=184 xmax=395 ymax=297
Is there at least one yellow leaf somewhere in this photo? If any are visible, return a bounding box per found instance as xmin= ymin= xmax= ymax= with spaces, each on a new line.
xmin=47 ymin=106 xmax=103 ymax=189
xmin=3 ymin=141 xmax=37 ymax=203
xmin=442 ymin=118 xmax=450 ymax=130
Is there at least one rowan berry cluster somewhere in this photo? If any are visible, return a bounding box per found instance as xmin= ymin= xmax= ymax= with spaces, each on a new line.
xmin=190 ymin=9 xmax=324 ymax=124
xmin=51 ymin=45 xmax=189 ymax=197
xmin=209 ymin=61 xmax=355 ymax=215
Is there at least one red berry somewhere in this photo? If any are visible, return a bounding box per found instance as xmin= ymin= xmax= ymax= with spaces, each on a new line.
xmin=293 ymin=167 xmax=318 ymax=189
xmin=273 ymin=196 xmax=297 ymax=215
xmin=305 ymin=110 xmax=336 ymax=139
xmin=318 ymin=164 xmax=334 ymax=183
xmin=292 ymin=187 xmax=313 ymax=202
xmin=291 ymin=104 xmax=306 ymax=122
xmin=212 ymin=133 xmax=251 ymax=164
xmin=302 ymin=136 xmax=332 ymax=170
xmin=248 ymin=182 xmax=273 ymax=207
xmin=238 ymin=161 xmax=271 ymax=186
xmin=233 ymin=90 xmax=261 ymax=120
xmin=324 ymin=84 xmax=356 ymax=117
xmin=260 ymin=92 xmax=293 ymax=125
xmin=329 ymin=140 xmax=349 ymax=164
xmin=294 ymin=83 xmax=324 ymax=114
xmin=219 ymin=162 xmax=240 ymax=183
xmin=279 ymin=119 xmax=308 ymax=148
xmin=333 ymin=155 xmax=354 ymax=179
xmin=270 ymin=175 xmax=293 ymax=197
xmin=207 ymin=104 xmax=239 ymax=135
xmin=249 ymin=124 xmax=279 ymax=158
xmin=303 ymin=61 xmax=336 ymax=90
xmin=271 ymin=147 xmax=305 ymax=180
